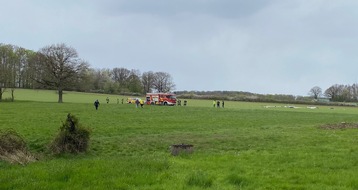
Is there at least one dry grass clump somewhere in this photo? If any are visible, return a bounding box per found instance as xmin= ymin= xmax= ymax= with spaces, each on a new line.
xmin=170 ymin=144 xmax=194 ymax=156
xmin=0 ymin=129 xmax=36 ymax=165
xmin=320 ymin=122 xmax=358 ymax=129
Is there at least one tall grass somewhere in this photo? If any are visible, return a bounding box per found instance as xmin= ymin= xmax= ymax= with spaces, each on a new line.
xmin=0 ymin=89 xmax=357 ymax=189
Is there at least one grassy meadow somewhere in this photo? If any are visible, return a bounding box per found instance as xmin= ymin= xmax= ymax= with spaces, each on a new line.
xmin=0 ymin=89 xmax=358 ymax=189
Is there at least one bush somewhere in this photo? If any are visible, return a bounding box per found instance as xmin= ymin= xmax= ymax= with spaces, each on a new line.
xmin=50 ymin=113 xmax=91 ymax=154
xmin=0 ymin=129 xmax=36 ymax=165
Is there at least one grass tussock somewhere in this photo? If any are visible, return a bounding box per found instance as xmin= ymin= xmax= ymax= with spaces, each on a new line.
xmin=0 ymin=129 xmax=36 ymax=165
xmin=50 ymin=113 xmax=91 ymax=154
xmin=226 ymin=174 xmax=249 ymax=187
xmin=186 ymin=170 xmax=214 ymax=188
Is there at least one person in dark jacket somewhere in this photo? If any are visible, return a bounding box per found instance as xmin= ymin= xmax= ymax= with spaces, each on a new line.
xmin=94 ymin=99 xmax=100 ymax=110
xmin=135 ymin=99 xmax=140 ymax=108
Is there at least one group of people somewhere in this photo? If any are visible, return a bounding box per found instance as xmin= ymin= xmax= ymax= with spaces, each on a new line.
xmin=93 ymin=97 xmax=144 ymax=110
xmin=213 ymin=100 xmax=224 ymax=108
xmin=135 ymin=98 xmax=145 ymax=108
xmin=116 ymin=98 xmax=124 ymax=104
xmin=95 ymin=98 xmax=227 ymax=110
xmin=177 ymin=99 xmax=187 ymax=106
xmin=105 ymin=97 xmax=128 ymax=105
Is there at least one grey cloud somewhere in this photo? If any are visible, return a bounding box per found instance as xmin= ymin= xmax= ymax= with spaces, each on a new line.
xmin=98 ymin=0 xmax=273 ymax=18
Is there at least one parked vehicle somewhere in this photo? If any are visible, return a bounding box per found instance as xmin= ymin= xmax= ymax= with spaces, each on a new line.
xmin=146 ymin=93 xmax=176 ymax=106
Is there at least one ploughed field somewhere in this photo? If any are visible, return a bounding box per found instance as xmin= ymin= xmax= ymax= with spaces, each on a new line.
xmin=0 ymin=89 xmax=357 ymax=190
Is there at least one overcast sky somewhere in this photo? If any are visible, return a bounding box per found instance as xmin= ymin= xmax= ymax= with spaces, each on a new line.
xmin=1 ymin=0 xmax=358 ymax=95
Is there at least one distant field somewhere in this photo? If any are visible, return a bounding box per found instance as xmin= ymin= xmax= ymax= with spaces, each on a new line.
xmin=1 ymin=89 xmax=127 ymax=104
xmin=0 ymin=89 xmax=357 ymax=189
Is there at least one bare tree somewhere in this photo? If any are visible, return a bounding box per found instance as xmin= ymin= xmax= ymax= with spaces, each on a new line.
xmin=141 ymin=71 xmax=155 ymax=93
xmin=23 ymin=50 xmax=38 ymax=89
xmin=8 ymin=46 xmax=26 ymax=101
xmin=309 ymin=86 xmax=322 ymax=99
xmin=152 ymin=72 xmax=175 ymax=93
xmin=112 ymin=67 xmax=130 ymax=91
xmin=0 ymin=44 xmax=34 ymax=101
xmin=324 ymin=84 xmax=341 ymax=101
xmin=92 ymin=69 xmax=111 ymax=91
xmin=127 ymin=69 xmax=143 ymax=93
xmin=350 ymin=83 xmax=358 ymax=101
xmin=35 ymin=43 xmax=89 ymax=103
xmin=340 ymin=85 xmax=351 ymax=101
xmin=0 ymin=44 xmax=15 ymax=101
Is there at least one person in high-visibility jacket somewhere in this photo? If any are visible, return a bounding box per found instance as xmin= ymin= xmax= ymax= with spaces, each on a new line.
xmin=140 ymin=99 xmax=144 ymax=108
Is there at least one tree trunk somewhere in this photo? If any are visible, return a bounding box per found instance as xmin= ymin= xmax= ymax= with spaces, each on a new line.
xmin=0 ymin=87 xmax=4 ymax=102
xmin=58 ymin=88 xmax=63 ymax=103
xmin=11 ymin=88 xmax=14 ymax=102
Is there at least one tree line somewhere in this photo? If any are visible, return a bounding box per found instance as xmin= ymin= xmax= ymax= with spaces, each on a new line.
xmin=309 ymin=84 xmax=358 ymax=102
xmin=0 ymin=43 xmax=175 ymax=102
xmin=175 ymin=90 xmax=312 ymax=103
xmin=176 ymin=85 xmax=358 ymax=104
xmin=3 ymin=43 xmax=357 ymax=104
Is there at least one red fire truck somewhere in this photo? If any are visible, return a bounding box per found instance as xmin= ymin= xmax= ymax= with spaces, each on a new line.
xmin=146 ymin=93 xmax=177 ymax=106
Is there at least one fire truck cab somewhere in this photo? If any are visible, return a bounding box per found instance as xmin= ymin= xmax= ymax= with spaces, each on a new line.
xmin=146 ymin=93 xmax=177 ymax=106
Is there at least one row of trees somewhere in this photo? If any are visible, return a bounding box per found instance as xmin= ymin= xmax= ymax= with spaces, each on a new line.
xmin=175 ymin=90 xmax=312 ymax=103
xmin=177 ymin=84 xmax=358 ymax=104
xmin=177 ymin=85 xmax=358 ymax=104
xmin=0 ymin=44 xmax=35 ymax=100
xmin=310 ymin=84 xmax=358 ymax=102
xmin=0 ymin=43 xmax=175 ymax=102
xmin=4 ymin=43 xmax=358 ymax=104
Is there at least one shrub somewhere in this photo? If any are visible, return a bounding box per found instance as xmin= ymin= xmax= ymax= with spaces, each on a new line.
xmin=0 ymin=129 xmax=36 ymax=165
xmin=50 ymin=113 xmax=91 ymax=154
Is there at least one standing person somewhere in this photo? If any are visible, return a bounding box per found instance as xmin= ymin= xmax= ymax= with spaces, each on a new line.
xmin=135 ymin=99 xmax=140 ymax=108
xmin=217 ymin=100 xmax=220 ymax=108
xmin=140 ymin=99 xmax=144 ymax=108
xmin=213 ymin=100 xmax=216 ymax=107
xmin=94 ymin=99 xmax=100 ymax=110
xmin=222 ymin=100 xmax=225 ymax=108
xmin=106 ymin=97 xmax=109 ymax=104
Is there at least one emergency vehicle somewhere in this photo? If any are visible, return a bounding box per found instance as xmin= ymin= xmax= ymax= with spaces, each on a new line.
xmin=146 ymin=93 xmax=177 ymax=106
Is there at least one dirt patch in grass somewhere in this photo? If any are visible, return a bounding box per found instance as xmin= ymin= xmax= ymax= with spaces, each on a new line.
xmin=319 ymin=122 xmax=358 ymax=129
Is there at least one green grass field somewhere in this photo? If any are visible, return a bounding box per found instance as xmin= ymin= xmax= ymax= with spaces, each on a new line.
xmin=0 ymin=89 xmax=357 ymax=189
